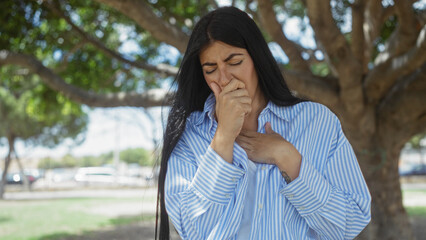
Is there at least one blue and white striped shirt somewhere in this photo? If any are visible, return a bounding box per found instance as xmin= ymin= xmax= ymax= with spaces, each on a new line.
xmin=165 ymin=94 xmax=371 ymax=239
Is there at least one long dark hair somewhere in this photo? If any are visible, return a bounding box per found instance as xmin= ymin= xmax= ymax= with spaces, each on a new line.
xmin=156 ymin=6 xmax=305 ymax=240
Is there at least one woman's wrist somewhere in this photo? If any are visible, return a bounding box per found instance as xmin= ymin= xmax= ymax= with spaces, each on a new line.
xmin=211 ymin=129 xmax=235 ymax=164
xmin=274 ymin=146 xmax=302 ymax=182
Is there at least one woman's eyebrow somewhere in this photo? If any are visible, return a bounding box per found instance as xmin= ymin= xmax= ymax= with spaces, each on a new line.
xmin=201 ymin=53 xmax=244 ymax=67
xmin=224 ymin=53 xmax=244 ymax=62
xmin=201 ymin=62 xmax=216 ymax=67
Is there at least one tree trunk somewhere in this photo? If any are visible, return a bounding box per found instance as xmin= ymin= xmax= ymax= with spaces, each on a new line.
xmin=0 ymin=153 xmax=12 ymax=199
xmin=0 ymin=136 xmax=15 ymax=199
xmin=15 ymin=153 xmax=31 ymax=191
xmin=356 ymin=144 xmax=415 ymax=240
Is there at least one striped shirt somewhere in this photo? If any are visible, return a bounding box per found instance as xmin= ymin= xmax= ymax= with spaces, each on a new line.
xmin=165 ymin=94 xmax=371 ymax=239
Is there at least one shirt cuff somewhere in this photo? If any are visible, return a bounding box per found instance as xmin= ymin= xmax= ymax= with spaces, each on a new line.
xmin=190 ymin=146 xmax=245 ymax=204
xmin=280 ymin=156 xmax=331 ymax=216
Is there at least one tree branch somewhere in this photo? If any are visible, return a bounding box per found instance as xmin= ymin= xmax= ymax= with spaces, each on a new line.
xmin=394 ymin=0 xmax=419 ymax=37
xmin=378 ymin=63 xmax=426 ymax=144
xmin=306 ymin=0 xmax=364 ymax=116
xmin=363 ymin=1 xmax=389 ymax=72
xmin=45 ymin=2 xmax=178 ymax=77
xmin=365 ymin=24 xmax=426 ymax=102
xmin=281 ymin=68 xmax=340 ymax=110
xmin=374 ymin=1 xmax=420 ymax=65
xmin=257 ymin=0 xmax=310 ymax=72
xmin=93 ymin=0 xmax=189 ymax=53
xmin=245 ymin=0 xmax=261 ymax=24
xmin=351 ymin=0 xmax=366 ymax=73
xmin=0 ymin=50 xmax=173 ymax=108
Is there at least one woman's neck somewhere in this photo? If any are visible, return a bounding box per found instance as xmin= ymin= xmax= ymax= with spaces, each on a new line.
xmin=242 ymin=90 xmax=267 ymax=131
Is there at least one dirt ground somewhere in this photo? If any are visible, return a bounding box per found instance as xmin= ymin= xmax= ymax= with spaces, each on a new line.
xmin=411 ymin=217 xmax=426 ymax=239
xmin=54 ymin=218 xmax=425 ymax=240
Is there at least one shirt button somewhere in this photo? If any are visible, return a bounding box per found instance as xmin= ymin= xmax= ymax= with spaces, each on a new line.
xmin=225 ymin=194 xmax=230 ymax=198
xmin=261 ymin=166 xmax=266 ymax=170
xmin=258 ymin=203 xmax=263 ymax=209
xmin=288 ymin=194 xmax=294 ymax=199
xmin=300 ymin=206 xmax=306 ymax=210
xmin=231 ymin=177 xmax=236 ymax=182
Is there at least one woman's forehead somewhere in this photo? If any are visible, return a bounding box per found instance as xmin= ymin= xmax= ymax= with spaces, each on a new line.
xmin=199 ymin=41 xmax=247 ymax=62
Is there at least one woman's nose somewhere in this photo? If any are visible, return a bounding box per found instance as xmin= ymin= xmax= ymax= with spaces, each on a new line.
xmin=218 ymin=68 xmax=232 ymax=87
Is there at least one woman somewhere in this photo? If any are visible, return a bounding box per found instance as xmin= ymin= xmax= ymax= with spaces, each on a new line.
xmin=157 ymin=6 xmax=371 ymax=240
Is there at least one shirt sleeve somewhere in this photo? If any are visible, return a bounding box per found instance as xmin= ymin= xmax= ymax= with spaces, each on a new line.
xmin=280 ymin=115 xmax=371 ymax=239
xmin=165 ymin=139 xmax=245 ymax=239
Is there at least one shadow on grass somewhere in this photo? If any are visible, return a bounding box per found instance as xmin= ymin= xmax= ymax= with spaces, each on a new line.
xmin=0 ymin=216 xmax=11 ymax=223
xmin=108 ymin=214 xmax=156 ymax=226
xmin=37 ymin=215 xmax=159 ymax=240
xmin=38 ymin=232 xmax=76 ymax=240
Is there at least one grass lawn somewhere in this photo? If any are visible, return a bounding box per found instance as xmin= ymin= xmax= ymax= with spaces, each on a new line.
xmin=406 ymin=206 xmax=426 ymax=217
xmin=0 ymin=197 xmax=154 ymax=240
xmin=403 ymin=189 xmax=426 ymax=217
xmin=0 ymin=189 xmax=425 ymax=240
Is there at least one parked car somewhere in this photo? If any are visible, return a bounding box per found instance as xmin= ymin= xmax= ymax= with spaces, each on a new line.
xmin=5 ymin=172 xmax=38 ymax=185
xmin=50 ymin=168 xmax=77 ymax=182
xmin=399 ymin=164 xmax=426 ymax=176
xmin=74 ymin=167 xmax=117 ymax=185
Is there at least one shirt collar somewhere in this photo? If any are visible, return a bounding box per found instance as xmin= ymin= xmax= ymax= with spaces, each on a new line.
xmin=194 ymin=93 xmax=216 ymax=126
xmin=259 ymin=101 xmax=292 ymax=122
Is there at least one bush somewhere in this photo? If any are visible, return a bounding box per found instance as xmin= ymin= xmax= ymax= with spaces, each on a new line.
xmin=38 ymin=148 xmax=152 ymax=169
xmin=120 ymin=148 xmax=153 ymax=166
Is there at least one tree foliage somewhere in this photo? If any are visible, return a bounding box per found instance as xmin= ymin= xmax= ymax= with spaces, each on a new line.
xmin=37 ymin=147 xmax=153 ymax=169
xmin=38 ymin=152 xmax=112 ymax=168
xmin=120 ymin=147 xmax=153 ymax=166
xmin=0 ymin=65 xmax=88 ymax=148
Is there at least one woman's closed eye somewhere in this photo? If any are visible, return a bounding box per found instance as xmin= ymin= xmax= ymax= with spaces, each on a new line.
xmin=205 ymin=68 xmax=216 ymax=74
xmin=229 ymin=60 xmax=243 ymax=66
xmin=205 ymin=60 xmax=243 ymax=74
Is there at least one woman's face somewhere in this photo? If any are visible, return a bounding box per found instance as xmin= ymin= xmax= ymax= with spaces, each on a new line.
xmin=199 ymin=41 xmax=260 ymax=101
